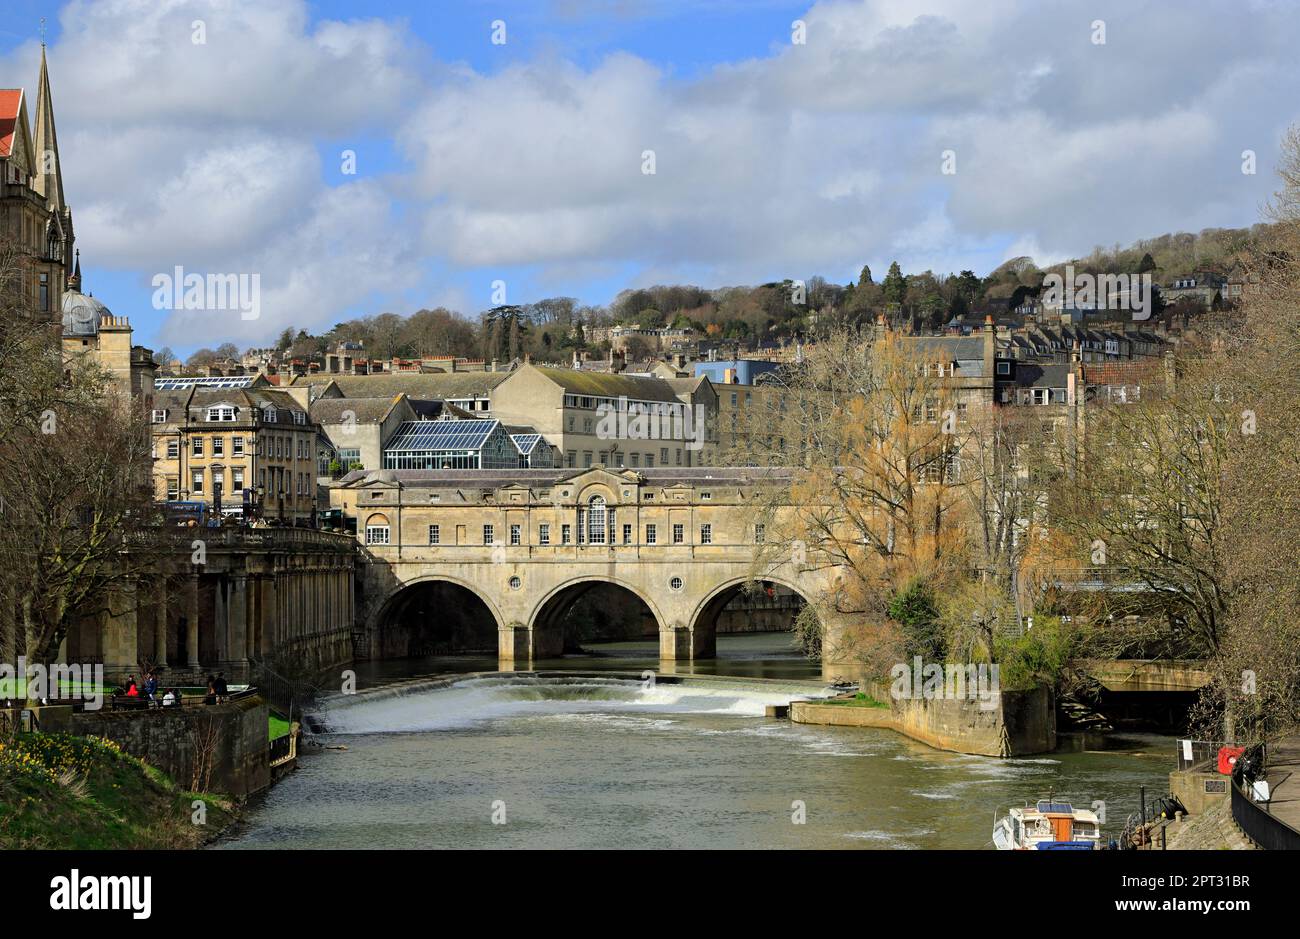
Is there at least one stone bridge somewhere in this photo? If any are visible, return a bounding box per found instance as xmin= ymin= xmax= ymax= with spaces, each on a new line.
xmin=334 ymin=467 xmax=842 ymax=670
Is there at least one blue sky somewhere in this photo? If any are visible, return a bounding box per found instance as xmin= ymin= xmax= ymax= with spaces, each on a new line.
xmin=0 ymin=0 xmax=1293 ymax=355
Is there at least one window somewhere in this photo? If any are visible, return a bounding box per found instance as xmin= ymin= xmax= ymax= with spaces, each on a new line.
xmin=583 ymin=452 xmax=593 ymax=467
xmin=191 ymin=469 xmax=204 ymax=495
xmin=207 ymin=406 xmax=236 ymax=422
xmin=561 ymin=524 xmax=572 ymax=545
xmin=669 ymin=576 xmax=683 ymax=591
xmin=212 ymin=437 xmax=224 ymax=458
xmin=429 ymin=525 xmax=440 ymax=545
xmin=996 ymin=361 xmax=1011 ymax=376
xmin=192 ymin=438 xmax=204 ymax=457
xmin=539 ymin=524 xmax=550 ymax=545
xmin=586 ymin=496 xmax=607 ymax=544
xmin=660 ymin=448 xmax=669 ymax=463
xmin=622 ymin=524 xmax=632 ymax=545
xmin=166 ymin=478 xmax=179 ymax=500
xmin=365 ymin=525 xmax=390 ymax=545
xmin=510 ymin=524 xmax=521 ymax=546
xmin=151 ymin=409 xmax=168 ymax=424
xmin=166 ymin=440 xmax=179 ymax=460
xmin=646 ymin=454 xmax=654 ymax=467
xmin=646 ymin=524 xmax=657 ymax=544
xmin=755 ymin=523 xmax=765 ymax=544
xmin=630 ymin=453 xmax=640 ymax=467
xmin=212 ymin=470 xmax=224 ymax=496
xmin=232 ymin=468 xmax=244 ymax=491
xmin=566 ymin=451 xmax=575 ymax=468
xmin=700 ymin=524 xmax=712 ymax=545
xmin=701 ymin=491 xmax=711 ymax=500
xmin=232 ymin=437 xmax=245 ymax=457
xmin=672 ymin=523 xmax=684 ymax=544
xmin=483 ymin=524 xmax=494 ymax=545
xmin=263 ymin=407 xmax=276 ymax=423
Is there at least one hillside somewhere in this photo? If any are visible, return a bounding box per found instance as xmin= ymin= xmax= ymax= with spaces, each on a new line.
xmin=0 ymin=732 xmax=234 ymax=849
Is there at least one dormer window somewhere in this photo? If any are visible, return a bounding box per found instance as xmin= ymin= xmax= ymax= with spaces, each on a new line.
xmin=263 ymin=407 xmax=277 ymax=423
xmin=151 ymin=409 xmax=169 ymax=424
xmin=206 ymin=406 xmax=236 ymax=422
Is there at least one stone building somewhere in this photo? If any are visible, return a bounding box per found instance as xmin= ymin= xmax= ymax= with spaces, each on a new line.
xmin=151 ymin=387 xmax=322 ymax=523
xmin=4 ymin=44 xmax=155 ymax=408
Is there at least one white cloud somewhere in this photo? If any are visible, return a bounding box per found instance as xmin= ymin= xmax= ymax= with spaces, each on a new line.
xmin=1 ymin=0 xmax=1295 ymax=347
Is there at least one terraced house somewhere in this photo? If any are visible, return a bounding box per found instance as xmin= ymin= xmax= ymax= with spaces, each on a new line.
xmin=150 ymin=386 xmax=321 ymax=523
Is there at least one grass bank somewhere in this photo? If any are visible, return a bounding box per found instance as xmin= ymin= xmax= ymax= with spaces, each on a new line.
xmin=0 ymin=732 xmax=235 ymax=849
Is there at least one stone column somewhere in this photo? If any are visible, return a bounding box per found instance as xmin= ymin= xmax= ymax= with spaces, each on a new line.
xmin=103 ymin=581 xmax=140 ymax=682
xmin=186 ymin=572 xmax=201 ymax=668
xmin=229 ymin=573 xmax=249 ymax=671
xmin=154 ymin=576 xmax=169 ymax=667
xmin=213 ymin=576 xmax=229 ymax=665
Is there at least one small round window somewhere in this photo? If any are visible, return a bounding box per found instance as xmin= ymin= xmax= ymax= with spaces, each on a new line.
xmin=509 ymin=576 xmax=522 ymax=590
xmin=669 ymin=576 xmax=683 ymax=591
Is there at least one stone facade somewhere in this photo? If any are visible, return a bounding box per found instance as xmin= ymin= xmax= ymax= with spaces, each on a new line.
xmin=334 ymin=466 xmax=844 ymax=669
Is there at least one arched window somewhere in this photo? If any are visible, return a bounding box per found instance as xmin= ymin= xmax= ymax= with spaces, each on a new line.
xmin=586 ymin=495 xmax=607 ymax=544
xmin=365 ymin=513 xmax=391 ymax=546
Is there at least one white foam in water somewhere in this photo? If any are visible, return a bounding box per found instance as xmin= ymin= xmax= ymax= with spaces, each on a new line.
xmin=312 ymin=676 xmax=819 ymax=735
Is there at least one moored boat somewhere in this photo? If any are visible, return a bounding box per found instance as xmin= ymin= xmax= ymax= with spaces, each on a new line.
xmin=993 ymin=800 xmax=1102 ymax=850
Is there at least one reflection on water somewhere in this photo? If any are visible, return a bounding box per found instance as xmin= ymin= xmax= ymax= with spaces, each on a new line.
xmin=221 ymin=635 xmax=1174 ymax=850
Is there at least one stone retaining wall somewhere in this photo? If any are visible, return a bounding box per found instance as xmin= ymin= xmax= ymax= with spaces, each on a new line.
xmin=70 ymin=695 xmax=270 ymax=796
xmin=791 ymin=683 xmax=1056 ymax=757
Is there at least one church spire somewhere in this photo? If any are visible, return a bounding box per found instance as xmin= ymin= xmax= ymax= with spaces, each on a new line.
xmin=68 ymin=249 xmax=81 ymax=291
xmin=33 ymin=40 xmax=65 ymax=211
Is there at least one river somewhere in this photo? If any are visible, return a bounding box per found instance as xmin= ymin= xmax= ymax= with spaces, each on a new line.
xmin=218 ymin=634 xmax=1175 ymax=850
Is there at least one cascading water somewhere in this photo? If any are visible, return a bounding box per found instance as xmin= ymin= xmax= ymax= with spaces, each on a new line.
xmin=309 ymin=675 xmax=817 ymax=735
xmin=221 ymin=667 xmax=1176 ymax=850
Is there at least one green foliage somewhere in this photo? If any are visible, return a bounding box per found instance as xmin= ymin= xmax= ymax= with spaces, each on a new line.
xmin=888 ymin=579 xmax=945 ymax=659
xmin=0 ymin=733 xmax=233 ymax=849
xmin=992 ymin=616 xmax=1077 ymax=691
xmin=882 ymin=261 xmax=907 ymax=305
xmin=792 ymin=603 xmax=822 ymax=661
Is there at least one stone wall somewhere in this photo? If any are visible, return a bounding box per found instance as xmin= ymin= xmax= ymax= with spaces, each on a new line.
xmin=793 ymin=683 xmax=1056 ymax=757
xmin=70 ymin=696 xmax=270 ymax=797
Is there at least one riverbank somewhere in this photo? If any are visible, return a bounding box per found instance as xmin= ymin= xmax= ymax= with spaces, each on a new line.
xmin=0 ymin=732 xmax=238 ymax=848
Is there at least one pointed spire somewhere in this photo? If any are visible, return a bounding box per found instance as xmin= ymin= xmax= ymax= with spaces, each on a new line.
xmin=68 ymin=249 xmax=81 ymax=291
xmin=33 ymin=41 xmax=65 ymax=211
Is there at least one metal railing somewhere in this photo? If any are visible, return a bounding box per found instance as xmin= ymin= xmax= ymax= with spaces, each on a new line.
xmin=1232 ymin=765 xmax=1300 ymax=851
xmin=1175 ymin=739 xmax=1233 ymax=772
xmin=269 ymin=728 xmax=298 ymax=768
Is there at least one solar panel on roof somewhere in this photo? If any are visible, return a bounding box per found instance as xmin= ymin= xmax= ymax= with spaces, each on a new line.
xmin=155 ymin=376 xmax=257 ymax=390
xmin=386 ymin=419 xmax=499 ymax=453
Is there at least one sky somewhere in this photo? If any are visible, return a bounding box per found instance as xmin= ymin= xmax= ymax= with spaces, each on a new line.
xmin=0 ymin=0 xmax=1296 ymax=355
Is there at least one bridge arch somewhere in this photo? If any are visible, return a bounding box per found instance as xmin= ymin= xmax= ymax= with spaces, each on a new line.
xmin=528 ymin=574 xmax=667 ymax=658
xmin=688 ymin=574 xmax=814 ymax=651
xmin=368 ymin=574 xmax=505 ymax=659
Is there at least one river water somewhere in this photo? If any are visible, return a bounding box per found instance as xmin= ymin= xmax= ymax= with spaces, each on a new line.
xmin=219 ymin=634 xmax=1175 ymax=850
